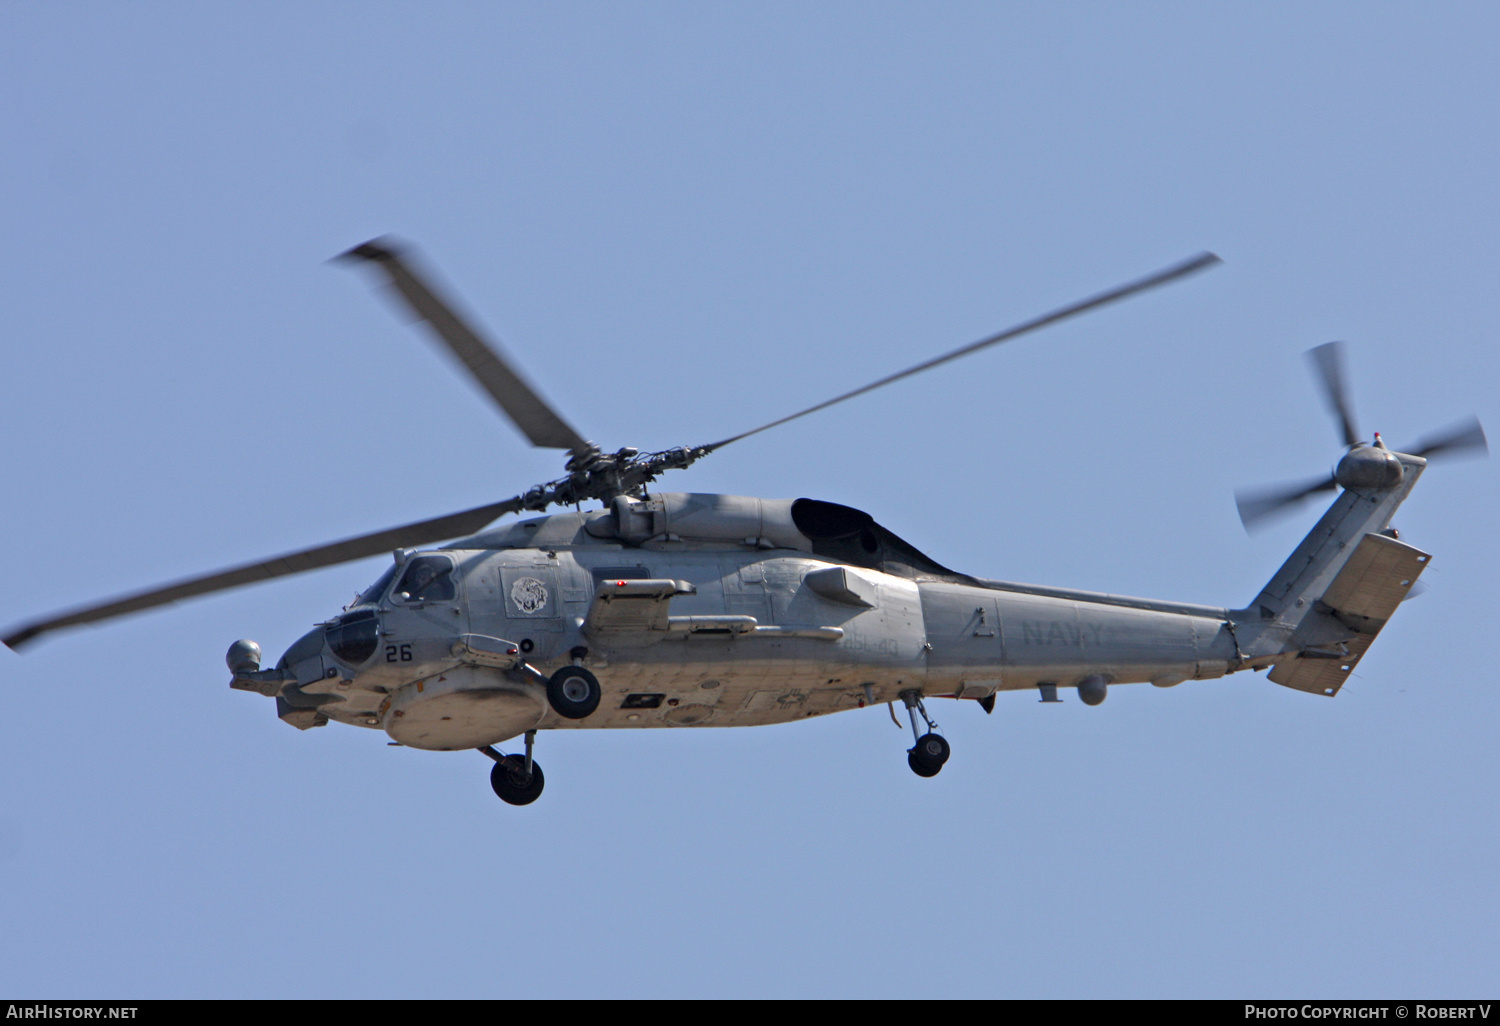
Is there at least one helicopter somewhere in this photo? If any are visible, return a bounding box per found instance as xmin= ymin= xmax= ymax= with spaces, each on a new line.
xmin=4 ymin=240 xmax=1486 ymax=805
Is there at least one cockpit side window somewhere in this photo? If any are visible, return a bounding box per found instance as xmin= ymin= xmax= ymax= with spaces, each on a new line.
xmin=327 ymin=609 xmax=380 ymax=667
xmin=395 ymin=555 xmax=456 ymax=602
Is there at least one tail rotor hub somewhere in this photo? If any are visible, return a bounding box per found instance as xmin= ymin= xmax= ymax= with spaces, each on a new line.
xmin=1334 ymin=444 xmax=1404 ymax=491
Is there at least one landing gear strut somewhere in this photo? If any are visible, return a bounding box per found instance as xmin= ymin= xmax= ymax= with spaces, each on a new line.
xmin=899 ymin=690 xmax=950 ymax=778
xmin=480 ymin=730 xmax=545 ymax=805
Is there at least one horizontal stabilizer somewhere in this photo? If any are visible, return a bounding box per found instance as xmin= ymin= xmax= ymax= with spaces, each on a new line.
xmin=1319 ymin=532 xmax=1431 ymax=629
xmin=1267 ymin=633 xmax=1375 ymax=696
xmin=1267 ymin=532 xmax=1431 ymax=696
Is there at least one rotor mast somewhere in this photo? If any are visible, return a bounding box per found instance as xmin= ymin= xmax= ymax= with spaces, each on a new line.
xmin=517 ymin=442 xmax=714 ymax=511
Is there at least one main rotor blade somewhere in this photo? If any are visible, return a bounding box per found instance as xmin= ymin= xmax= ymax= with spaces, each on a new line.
xmin=2 ymin=497 xmax=524 ymax=650
xmin=702 ymin=251 xmax=1222 ymax=451
xmin=1306 ymin=342 xmax=1360 ymax=449
xmin=1234 ymin=474 xmax=1338 ymax=531
xmin=338 ymin=238 xmax=592 ymax=455
xmin=1406 ymin=416 xmax=1488 ymax=461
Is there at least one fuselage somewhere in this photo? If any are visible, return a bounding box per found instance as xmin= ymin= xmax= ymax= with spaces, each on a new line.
xmin=268 ymin=493 xmax=1239 ymax=750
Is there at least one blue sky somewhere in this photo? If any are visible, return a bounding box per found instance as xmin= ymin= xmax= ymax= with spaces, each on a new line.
xmin=2 ymin=3 xmax=1497 ymax=998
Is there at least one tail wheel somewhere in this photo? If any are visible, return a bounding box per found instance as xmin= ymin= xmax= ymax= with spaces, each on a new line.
xmin=907 ymin=732 xmax=950 ymax=777
xmin=546 ymin=665 xmax=602 ymax=719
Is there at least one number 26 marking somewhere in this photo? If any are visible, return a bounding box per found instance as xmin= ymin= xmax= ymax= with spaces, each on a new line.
xmin=385 ymin=644 xmax=413 ymax=662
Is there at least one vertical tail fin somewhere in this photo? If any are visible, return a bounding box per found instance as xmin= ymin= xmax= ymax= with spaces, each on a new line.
xmin=1233 ymin=452 xmax=1431 ymax=695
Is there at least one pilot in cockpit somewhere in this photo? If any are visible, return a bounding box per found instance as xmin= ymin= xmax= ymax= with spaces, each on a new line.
xmin=396 ymin=556 xmax=454 ymax=602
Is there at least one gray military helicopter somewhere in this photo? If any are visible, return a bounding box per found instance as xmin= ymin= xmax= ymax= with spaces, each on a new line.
xmin=5 ymin=241 xmax=1486 ymax=805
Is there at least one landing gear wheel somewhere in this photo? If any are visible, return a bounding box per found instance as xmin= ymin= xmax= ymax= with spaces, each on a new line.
xmin=907 ymin=732 xmax=950 ymax=777
xmin=490 ymin=755 xmax=545 ymax=805
xmin=546 ymin=665 xmax=601 ymax=719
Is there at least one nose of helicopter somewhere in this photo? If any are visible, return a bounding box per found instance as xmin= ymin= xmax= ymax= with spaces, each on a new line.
xmin=274 ymin=607 xmax=384 ymax=681
xmin=276 ymin=624 xmax=332 ymax=683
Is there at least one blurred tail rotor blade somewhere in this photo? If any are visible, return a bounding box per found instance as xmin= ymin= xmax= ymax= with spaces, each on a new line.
xmin=338 ymin=237 xmax=593 ymax=457
xmin=1306 ymin=341 xmax=1361 ymax=449
xmin=1402 ymin=578 xmax=1429 ymax=602
xmin=1406 ymin=416 xmax=1488 ymax=461
xmin=1235 ymin=474 xmax=1338 ymax=532
xmin=2 ymin=496 xmax=526 ymax=651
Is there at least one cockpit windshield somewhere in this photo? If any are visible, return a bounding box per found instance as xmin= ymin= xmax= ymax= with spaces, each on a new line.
xmin=353 ymin=564 xmax=400 ymax=608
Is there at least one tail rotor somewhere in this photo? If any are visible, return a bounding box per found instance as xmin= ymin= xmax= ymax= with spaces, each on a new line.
xmin=1234 ymin=343 xmax=1486 ymax=531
